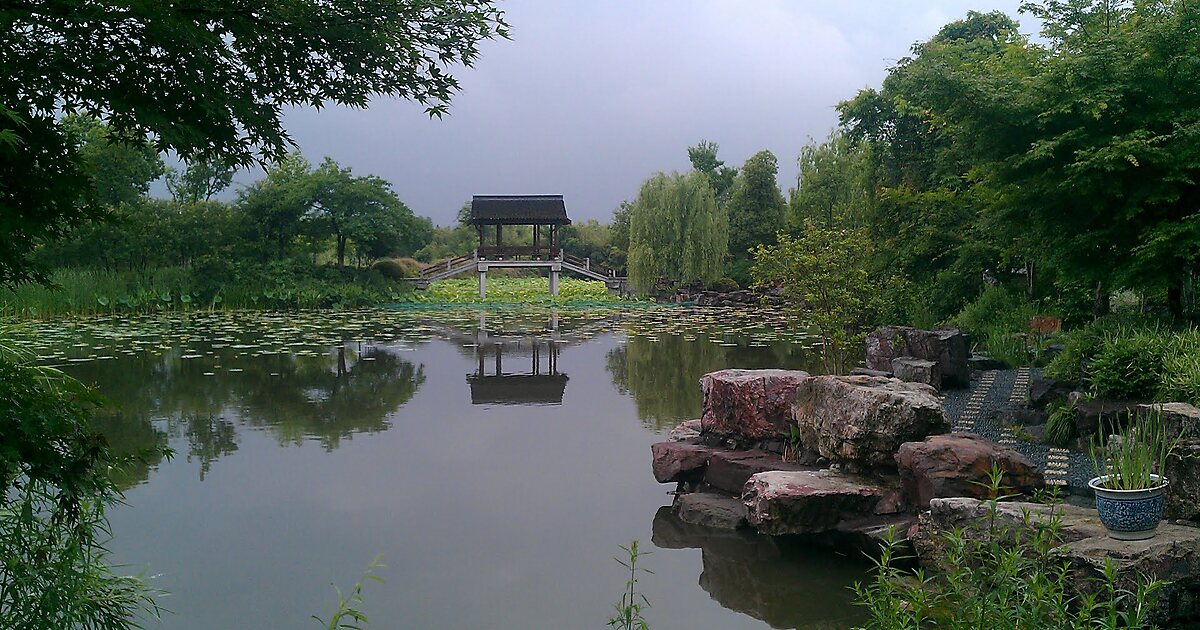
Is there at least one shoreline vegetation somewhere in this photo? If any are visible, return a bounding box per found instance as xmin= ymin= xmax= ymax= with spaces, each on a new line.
xmin=0 ymin=270 xmax=633 ymax=318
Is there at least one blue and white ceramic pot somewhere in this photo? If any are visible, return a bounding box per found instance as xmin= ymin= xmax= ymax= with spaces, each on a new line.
xmin=1088 ymin=474 xmax=1168 ymax=541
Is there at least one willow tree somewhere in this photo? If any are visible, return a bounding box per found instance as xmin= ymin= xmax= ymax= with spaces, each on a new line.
xmin=627 ymin=171 xmax=727 ymax=293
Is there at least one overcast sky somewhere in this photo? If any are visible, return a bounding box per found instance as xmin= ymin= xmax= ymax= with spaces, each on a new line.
xmin=271 ymin=0 xmax=1033 ymax=226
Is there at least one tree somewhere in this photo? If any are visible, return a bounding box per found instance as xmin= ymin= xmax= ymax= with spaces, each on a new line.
xmin=726 ymin=150 xmax=787 ymax=285
xmin=788 ymin=132 xmax=875 ymax=230
xmin=165 ymin=157 xmax=236 ymax=204
xmin=234 ymin=153 xmax=316 ymax=261
xmin=688 ymin=140 xmax=738 ymax=204
xmin=309 ymin=158 xmax=430 ymax=267
xmin=752 ymin=222 xmax=878 ymax=373
xmin=65 ymin=115 xmax=164 ymax=208
xmin=0 ymin=0 xmax=508 ymax=286
xmin=627 ymin=172 xmax=727 ymax=293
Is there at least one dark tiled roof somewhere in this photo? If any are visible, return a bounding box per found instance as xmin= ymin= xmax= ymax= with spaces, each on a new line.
xmin=470 ymin=195 xmax=571 ymax=225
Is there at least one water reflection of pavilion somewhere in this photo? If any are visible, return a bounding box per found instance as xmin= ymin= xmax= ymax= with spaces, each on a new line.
xmin=468 ymin=338 xmax=567 ymax=405
xmin=430 ymin=312 xmax=618 ymax=406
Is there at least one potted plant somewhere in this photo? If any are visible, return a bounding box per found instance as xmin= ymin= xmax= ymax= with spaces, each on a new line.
xmin=1088 ymin=409 xmax=1180 ymax=540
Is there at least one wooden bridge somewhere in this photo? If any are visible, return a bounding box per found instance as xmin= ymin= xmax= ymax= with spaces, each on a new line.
xmin=410 ymin=194 xmax=628 ymax=298
xmin=413 ymin=250 xmax=628 ymax=297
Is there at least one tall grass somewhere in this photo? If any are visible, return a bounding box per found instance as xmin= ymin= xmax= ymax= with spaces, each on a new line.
xmin=1047 ymin=319 xmax=1200 ymax=405
xmin=949 ymin=286 xmax=1040 ymax=367
xmin=1091 ymin=410 xmax=1180 ymax=491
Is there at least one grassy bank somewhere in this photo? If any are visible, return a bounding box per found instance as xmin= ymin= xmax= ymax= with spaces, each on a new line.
xmin=1 ymin=269 xmax=630 ymax=318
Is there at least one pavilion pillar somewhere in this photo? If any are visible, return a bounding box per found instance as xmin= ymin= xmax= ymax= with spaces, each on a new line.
xmin=549 ymin=262 xmax=560 ymax=296
xmin=478 ymin=266 xmax=487 ymax=299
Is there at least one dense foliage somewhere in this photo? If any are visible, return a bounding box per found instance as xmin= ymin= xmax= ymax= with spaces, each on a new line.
xmin=1046 ymin=319 xmax=1200 ymax=404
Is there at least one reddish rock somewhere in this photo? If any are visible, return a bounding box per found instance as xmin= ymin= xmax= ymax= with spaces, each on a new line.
xmin=703 ymin=449 xmax=813 ymax=495
xmin=742 ymin=470 xmax=889 ymax=535
xmin=895 ymin=433 xmax=1044 ymax=509
xmin=700 ymin=369 xmax=811 ymax=442
xmin=651 ymin=441 xmax=714 ymax=483
xmin=866 ymin=327 xmax=970 ymax=388
xmin=792 ymin=375 xmax=949 ymax=471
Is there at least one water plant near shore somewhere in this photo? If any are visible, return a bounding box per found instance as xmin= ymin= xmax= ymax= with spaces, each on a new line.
xmin=853 ymin=467 xmax=1165 ymax=629
xmin=608 ymin=540 xmax=652 ymax=630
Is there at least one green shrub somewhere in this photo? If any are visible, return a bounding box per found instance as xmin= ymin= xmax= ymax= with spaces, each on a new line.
xmin=709 ymin=277 xmax=740 ymax=292
xmin=1088 ymin=328 xmax=1166 ymax=400
xmin=1043 ymin=400 xmax=1076 ymax=447
xmin=372 ymin=257 xmax=421 ymax=280
xmin=1160 ymin=330 xmax=1200 ymax=405
xmin=949 ymin=286 xmax=1038 ymax=367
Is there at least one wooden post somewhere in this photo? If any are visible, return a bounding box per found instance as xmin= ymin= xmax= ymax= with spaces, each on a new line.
xmin=478 ymin=267 xmax=487 ymax=299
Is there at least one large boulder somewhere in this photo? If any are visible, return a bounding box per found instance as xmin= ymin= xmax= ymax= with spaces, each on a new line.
xmin=1075 ymin=399 xmax=1141 ymax=440
xmin=651 ymin=441 xmax=714 ymax=483
xmin=896 ymin=433 xmax=1044 ymax=509
xmin=700 ymin=369 xmax=811 ymax=442
xmin=792 ymin=375 xmax=950 ymax=471
xmin=742 ymin=470 xmax=890 ymax=536
xmin=1029 ymin=377 xmax=1073 ymax=410
xmin=866 ymin=326 xmax=970 ymax=388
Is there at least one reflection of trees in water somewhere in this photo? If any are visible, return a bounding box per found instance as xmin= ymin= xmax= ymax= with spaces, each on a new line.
xmin=607 ymin=334 xmax=819 ymax=431
xmin=68 ymin=345 xmax=424 ymax=486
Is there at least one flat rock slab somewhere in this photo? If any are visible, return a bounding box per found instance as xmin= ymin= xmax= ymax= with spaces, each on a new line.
xmin=675 ymin=492 xmax=748 ymax=530
xmin=703 ymin=449 xmax=815 ymax=495
xmin=743 ymin=470 xmax=890 ymax=536
xmin=700 ymin=369 xmax=810 ymax=442
xmin=793 ymin=375 xmax=949 ymax=471
xmin=896 ymin=433 xmax=1044 ymax=509
xmin=913 ymin=497 xmax=1200 ymax=624
xmin=651 ymin=441 xmax=714 ymax=483
xmin=1138 ymin=402 xmax=1200 ymax=439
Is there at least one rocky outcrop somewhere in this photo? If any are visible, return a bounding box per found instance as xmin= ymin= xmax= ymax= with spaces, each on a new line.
xmin=891 ymin=357 xmax=940 ymax=387
xmin=792 ymin=375 xmax=950 ymax=471
xmin=700 ymin=369 xmax=810 ymax=443
xmin=742 ymin=470 xmax=890 ymax=536
xmin=968 ymin=354 xmax=1005 ymax=371
xmin=866 ymin=326 xmax=970 ymax=388
xmin=651 ymin=441 xmax=714 ymax=483
xmin=913 ymin=497 xmax=1200 ymax=623
xmin=896 ymin=433 xmax=1044 ymax=509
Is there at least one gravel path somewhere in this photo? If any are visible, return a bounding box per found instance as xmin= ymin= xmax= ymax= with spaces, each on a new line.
xmin=942 ymin=368 xmax=1096 ymax=496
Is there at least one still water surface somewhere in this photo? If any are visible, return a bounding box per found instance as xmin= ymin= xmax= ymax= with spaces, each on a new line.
xmin=14 ymin=306 xmax=870 ymax=629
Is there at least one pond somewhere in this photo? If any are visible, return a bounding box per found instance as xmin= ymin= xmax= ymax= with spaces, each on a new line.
xmin=11 ymin=305 xmax=871 ymax=629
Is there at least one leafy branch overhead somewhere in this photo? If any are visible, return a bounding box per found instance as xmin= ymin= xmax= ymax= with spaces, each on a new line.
xmin=2 ymin=0 xmax=510 ymax=164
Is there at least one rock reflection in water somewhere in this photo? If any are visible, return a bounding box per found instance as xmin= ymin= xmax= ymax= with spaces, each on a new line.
xmin=652 ymin=506 xmax=868 ymax=629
